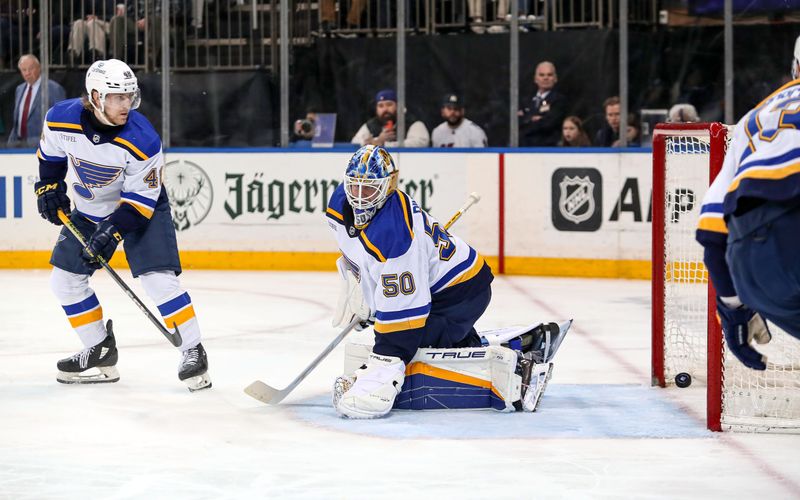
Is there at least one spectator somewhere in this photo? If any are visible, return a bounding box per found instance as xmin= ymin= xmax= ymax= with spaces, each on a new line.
xmin=559 ymin=115 xmax=591 ymax=147
xmin=431 ymin=94 xmax=487 ymax=148
xmin=612 ymin=113 xmax=641 ymax=147
xmin=351 ymin=89 xmax=430 ymax=148
xmin=519 ymin=61 xmax=568 ymax=147
xmin=668 ymin=103 xmax=700 ymax=123
xmin=8 ymin=55 xmax=67 ymax=148
xmin=593 ymin=96 xmax=620 ymax=147
xmin=67 ymin=0 xmax=116 ymax=63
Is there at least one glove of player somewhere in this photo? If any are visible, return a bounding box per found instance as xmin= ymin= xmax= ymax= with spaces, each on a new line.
xmin=81 ymin=220 xmax=122 ymax=269
xmin=34 ymin=179 xmax=71 ymax=225
xmin=716 ymin=297 xmax=771 ymax=371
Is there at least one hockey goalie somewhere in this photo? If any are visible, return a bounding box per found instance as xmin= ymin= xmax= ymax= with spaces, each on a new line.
xmin=326 ymin=145 xmax=570 ymax=419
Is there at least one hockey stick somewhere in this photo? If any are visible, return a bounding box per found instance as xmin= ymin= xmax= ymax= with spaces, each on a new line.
xmin=244 ymin=192 xmax=482 ymax=405
xmin=56 ymin=209 xmax=183 ymax=347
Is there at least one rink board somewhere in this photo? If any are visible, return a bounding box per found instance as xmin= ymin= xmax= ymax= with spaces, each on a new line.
xmin=0 ymin=149 xmax=678 ymax=278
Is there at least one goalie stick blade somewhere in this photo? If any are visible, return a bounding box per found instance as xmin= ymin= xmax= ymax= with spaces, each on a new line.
xmin=244 ymin=380 xmax=287 ymax=405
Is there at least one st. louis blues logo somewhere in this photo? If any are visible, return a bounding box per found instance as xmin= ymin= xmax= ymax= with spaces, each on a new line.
xmin=558 ymin=175 xmax=596 ymax=224
xmin=69 ymin=154 xmax=124 ymax=200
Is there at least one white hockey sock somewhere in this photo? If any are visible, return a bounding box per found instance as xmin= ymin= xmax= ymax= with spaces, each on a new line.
xmin=140 ymin=271 xmax=201 ymax=351
xmin=50 ymin=268 xmax=106 ymax=348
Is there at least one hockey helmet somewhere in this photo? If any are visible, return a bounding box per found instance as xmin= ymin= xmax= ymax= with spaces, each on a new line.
xmin=344 ymin=145 xmax=398 ymax=228
xmin=85 ymin=59 xmax=141 ymax=113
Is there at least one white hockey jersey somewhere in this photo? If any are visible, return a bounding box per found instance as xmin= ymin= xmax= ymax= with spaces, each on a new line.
xmin=326 ymin=185 xmax=490 ymax=335
xmin=431 ymin=118 xmax=488 ymax=148
xmin=37 ymin=98 xmax=164 ymax=225
xmin=697 ymin=79 xmax=800 ymax=245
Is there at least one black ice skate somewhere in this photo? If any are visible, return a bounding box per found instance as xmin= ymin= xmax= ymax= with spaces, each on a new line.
xmin=178 ymin=343 xmax=212 ymax=392
xmin=57 ymin=320 xmax=119 ymax=384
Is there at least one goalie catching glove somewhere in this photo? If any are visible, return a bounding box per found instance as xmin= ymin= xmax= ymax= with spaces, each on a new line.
xmin=332 ymin=256 xmax=373 ymax=330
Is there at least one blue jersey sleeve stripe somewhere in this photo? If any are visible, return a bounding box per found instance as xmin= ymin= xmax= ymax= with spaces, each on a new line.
xmin=375 ymin=303 xmax=431 ymax=321
xmin=157 ymin=292 xmax=192 ymax=317
xmin=121 ymin=191 xmax=158 ymax=208
xmin=431 ymin=247 xmax=477 ymax=293
xmin=736 ymin=147 xmax=800 ymax=175
xmin=700 ymin=203 xmax=724 ymax=214
xmin=37 ymin=148 xmax=66 ymax=163
xmin=62 ymin=293 xmax=100 ymax=315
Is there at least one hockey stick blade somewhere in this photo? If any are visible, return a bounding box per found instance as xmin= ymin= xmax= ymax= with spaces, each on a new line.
xmin=56 ymin=209 xmax=183 ymax=347
xmin=244 ymin=317 xmax=362 ymax=405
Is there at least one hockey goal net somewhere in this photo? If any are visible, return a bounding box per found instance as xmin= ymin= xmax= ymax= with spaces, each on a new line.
xmin=652 ymin=122 xmax=800 ymax=433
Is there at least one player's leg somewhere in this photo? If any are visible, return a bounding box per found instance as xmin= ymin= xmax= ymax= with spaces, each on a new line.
xmin=124 ymin=199 xmax=211 ymax=391
xmin=49 ymin=215 xmax=118 ymax=383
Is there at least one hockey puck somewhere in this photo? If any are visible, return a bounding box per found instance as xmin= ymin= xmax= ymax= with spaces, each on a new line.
xmin=675 ymin=372 xmax=692 ymax=388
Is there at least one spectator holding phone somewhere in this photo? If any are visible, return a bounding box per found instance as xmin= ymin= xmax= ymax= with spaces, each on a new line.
xmin=351 ymin=89 xmax=429 ymax=148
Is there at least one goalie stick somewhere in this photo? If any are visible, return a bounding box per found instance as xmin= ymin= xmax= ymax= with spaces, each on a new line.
xmin=244 ymin=192 xmax=482 ymax=405
xmin=56 ymin=209 xmax=183 ymax=347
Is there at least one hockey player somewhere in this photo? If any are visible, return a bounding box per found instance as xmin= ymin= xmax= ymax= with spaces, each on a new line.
xmin=34 ymin=59 xmax=211 ymax=391
xmin=695 ymin=40 xmax=800 ymax=371
xmin=326 ymin=145 xmax=568 ymax=418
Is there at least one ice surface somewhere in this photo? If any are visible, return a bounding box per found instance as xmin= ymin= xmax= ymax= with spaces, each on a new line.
xmin=1 ymin=270 xmax=799 ymax=499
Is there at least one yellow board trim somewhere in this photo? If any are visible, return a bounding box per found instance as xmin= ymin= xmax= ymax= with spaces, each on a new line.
xmin=47 ymin=121 xmax=82 ymax=131
xmin=0 ymin=251 xmax=650 ymax=279
xmin=164 ymin=305 xmax=196 ymax=327
xmin=113 ymin=137 xmax=149 ymax=160
xmin=375 ymin=316 xmax=427 ymax=334
xmin=68 ymin=307 xmax=103 ymax=328
xmin=406 ymin=362 xmax=503 ymax=401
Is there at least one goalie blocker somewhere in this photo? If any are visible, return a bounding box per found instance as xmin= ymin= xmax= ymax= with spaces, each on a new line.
xmin=338 ymin=320 xmax=571 ymax=412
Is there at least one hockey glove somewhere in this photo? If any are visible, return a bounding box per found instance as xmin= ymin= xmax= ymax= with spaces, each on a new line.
xmin=82 ymin=220 xmax=122 ymax=269
xmin=34 ymin=179 xmax=71 ymax=225
xmin=716 ymin=297 xmax=771 ymax=371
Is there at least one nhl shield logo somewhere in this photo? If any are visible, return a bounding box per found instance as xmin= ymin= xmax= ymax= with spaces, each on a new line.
xmin=551 ymin=167 xmax=602 ymax=231
xmin=558 ymin=175 xmax=595 ymax=224
xmin=92 ymin=134 xmax=101 ymax=144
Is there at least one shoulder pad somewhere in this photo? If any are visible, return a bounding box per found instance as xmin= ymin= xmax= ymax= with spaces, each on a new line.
xmin=45 ymin=98 xmax=84 ymax=133
xmin=358 ymin=191 xmax=415 ymax=262
xmin=113 ymin=111 xmax=161 ymax=161
xmin=326 ymin=183 xmax=347 ymax=225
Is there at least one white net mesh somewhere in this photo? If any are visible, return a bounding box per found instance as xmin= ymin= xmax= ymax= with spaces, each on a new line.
xmin=660 ymin=126 xmax=800 ymax=433
xmin=662 ymin=134 xmax=713 ymax=386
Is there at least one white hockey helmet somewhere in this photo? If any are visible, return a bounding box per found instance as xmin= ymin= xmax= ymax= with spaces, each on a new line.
xmin=85 ymin=59 xmax=141 ymax=113
xmin=793 ymin=35 xmax=800 ymax=80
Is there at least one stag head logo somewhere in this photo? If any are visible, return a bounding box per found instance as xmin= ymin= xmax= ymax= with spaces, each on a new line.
xmin=163 ymin=159 xmax=213 ymax=231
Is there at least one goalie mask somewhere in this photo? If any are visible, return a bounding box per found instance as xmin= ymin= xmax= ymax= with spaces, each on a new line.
xmin=344 ymin=145 xmax=398 ymax=228
xmin=85 ymin=59 xmax=141 ymax=122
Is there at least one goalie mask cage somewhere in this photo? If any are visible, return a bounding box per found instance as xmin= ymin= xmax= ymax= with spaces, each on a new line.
xmin=652 ymin=122 xmax=800 ymax=433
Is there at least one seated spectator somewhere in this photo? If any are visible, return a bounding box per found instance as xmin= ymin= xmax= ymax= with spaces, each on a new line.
xmin=667 ymin=103 xmax=699 ymax=123
xmin=351 ymin=89 xmax=430 ymax=148
xmin=559 ymin=115 xmax=591 ymax=147
xmin=612 ymin=113 xmax=641 ymax=147
xmin=593 ymin=96 xmax=620 ymax=147
xmin=519 ymin=61 xmax=568 ymax=147
xmin=68 ymin=0 xmax=116 ymax=63
xmin=431 ymin=93 xmax=487 ymax=148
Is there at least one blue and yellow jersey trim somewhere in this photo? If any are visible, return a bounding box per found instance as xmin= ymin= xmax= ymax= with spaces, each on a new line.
xmin=358 ymin=191 xmax=415 ymax=262
xmin=374 ymin=303 xmax=430 ymax=334
xmin=326 ymin=184 xmax=347 ymax=225
xmin=120 ymin=191 xmax=157 ymax=219
xmin=47 ymin=121 xmax=83 ymax=134
xmin=113 ymin=137 xmax=149 ymax=161
xmin=111 ymin=111 xmax=161 ymax=161
xmin=157 ymin=292 xmax=196 ymax=328
xmin=45 ymin=98 xmax=84 ymax=133
xmin=697 ymin=203 xmax=728 ymax=235
xmin=62 ymin=293 xmax=103 ymax=328
xmin=431 ymin=247 xmax=484 ymax=294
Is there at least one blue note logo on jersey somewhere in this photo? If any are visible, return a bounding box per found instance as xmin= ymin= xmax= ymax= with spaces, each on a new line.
xmin=69 ymin=154 xmax=124 ymax=200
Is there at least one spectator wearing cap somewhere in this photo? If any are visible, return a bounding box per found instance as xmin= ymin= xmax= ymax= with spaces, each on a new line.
xmin=431 ymin=94 xmax=488 ymax=148
xmin=518 ymin=61 xmax=568 ymax=147
xmin=351 ymin=89 xmax=430 ymax=148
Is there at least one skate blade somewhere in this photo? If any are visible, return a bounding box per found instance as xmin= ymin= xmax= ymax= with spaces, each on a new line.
xmin=57 ymin=366 xmax=120 ymax=384
xmin=184 ymin=372 xmax=212 ymax=392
